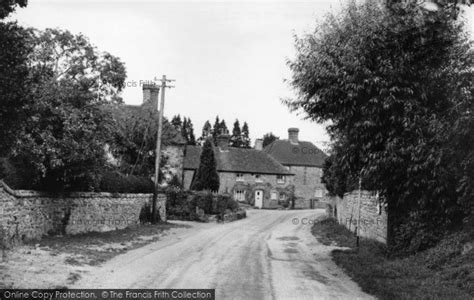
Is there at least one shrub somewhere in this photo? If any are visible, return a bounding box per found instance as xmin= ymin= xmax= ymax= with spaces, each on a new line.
xmin=139 ymin=201 xmax=152 ymax=223
xmin=165 ymin=188 xmax=195 ymax=220
xmin=192 ymin=191 xmax=214 ymax=214
xmin=214 ymin=194 xmax=239 ymax=215
xmin=99 ymin=171 xmax=154 ymax=193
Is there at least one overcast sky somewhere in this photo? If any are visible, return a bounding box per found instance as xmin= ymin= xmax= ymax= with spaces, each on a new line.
xmin=9 ymin=0 xmax=474 ymax=150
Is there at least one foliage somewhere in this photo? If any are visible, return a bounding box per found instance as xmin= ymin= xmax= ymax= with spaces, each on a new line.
xmin=171 ymin=115 xmax=196 ymax=145
xmin=287 ymin=0 xmax=473 ymax=252
xmin=165 ymin=188 xmax=240 ymax=221
xmin=0 ymin=0 xmax=27 ymax=19
xmin=165 ymin=188 xmax=194 ymax=220
xmin=312 ymin=217 xmax=474 ymax=299
xmin=107 ymin=104 xmax=179 ymax=179
xmin=7 ymin=28 xmax=127 ymax=191
xmin=215 ymin=194 xmax=239 ymax=215
xmin=98 ymin=170 xmax=154 ymax=193
xmin=192 ymin=191 xmax=214 ymax=214
xmin=230 ymin=119 xmax=243 ymax=147
xmin=241 ymin=122 xmax=250 ymax=148
xmin=198 ymin=120 xmax=212 ymax=145
xmin=0 ymin=22 xmax=32 ymax=156
xmin=191 ymin=139 xmax=220 ymax=192
xmin=262 ymin=132 xmax=279 ymax=148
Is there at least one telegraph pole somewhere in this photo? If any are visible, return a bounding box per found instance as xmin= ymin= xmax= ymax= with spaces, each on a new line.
xmin=152 ymin=75 xmax=174 ymax=223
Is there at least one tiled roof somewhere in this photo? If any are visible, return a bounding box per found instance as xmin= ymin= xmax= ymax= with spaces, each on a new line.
xmin=184 ymin=145 xmax=293 ymax=175
xmin=263 ymin=140 xmax=327 ymax=167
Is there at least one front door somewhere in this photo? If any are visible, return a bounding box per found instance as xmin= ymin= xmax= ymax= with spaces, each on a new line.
xmin=255 ymin=190 xmax=263 ymax=208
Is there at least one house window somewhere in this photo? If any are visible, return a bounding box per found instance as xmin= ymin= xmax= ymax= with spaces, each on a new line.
xmin=236 ymin=173 xmax=244 ymax=182
xmin=271 ymin=191 xmax=277 ymax=200
xmin=277 ymin=175 xmax=285 ymax=184
xmin=234 ymin=190 xmax=245 ymax=201
xmin=255 ymin=174 xmax=263 ymax=183
xmin=314 ymin=188 xmax=323 ymax=198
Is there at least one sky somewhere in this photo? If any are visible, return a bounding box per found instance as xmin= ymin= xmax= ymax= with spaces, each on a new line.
xmin=9 ymin=0 xmax=474 ymax=150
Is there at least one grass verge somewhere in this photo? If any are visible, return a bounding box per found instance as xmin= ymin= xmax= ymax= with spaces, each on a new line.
xmin=312 ymin=218 xmax=474 ymax=300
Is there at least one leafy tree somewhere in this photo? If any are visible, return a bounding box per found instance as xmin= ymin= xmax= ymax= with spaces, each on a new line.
xmin=185 ymin=117 xmax=196 ymax=145
xmin=0 ymin=22 xmax=31 ymax=157
xmin=219 ymin=120 xmax=228 ymax=135
xmin=180 ymin=117 xmax=196 ymax=146
xmin=230 ymin=119 xmax=243 ymax=147
xmin=212 ymin=116 xmax=220 ymax=144
xmin=107 ymin=104 xmax=176 ymax=179
xmin=286 ymin=0 xmax=473 ymax=252
xmin=171 ymin=115 xmax=182 ymax=131
xmin=10 ymin=28 xmax=127 ymax=191
xmin=0 ymin=0 xmax=27 ymax=19
xmin=262 ymin=132 xmax=279 ymax=148
xmin=241 ymin=122 xmax=250 ymax=148
xmin=191 ymin=139 xmax=219 ymax=192
xmin=198 ymin=120 xmax=212 ymax=145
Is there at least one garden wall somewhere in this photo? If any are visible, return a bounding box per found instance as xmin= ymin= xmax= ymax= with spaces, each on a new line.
xmin=0 ymin=180 xmax=166 ymax=247
xmin=333 ymin=190 xmax=388 ymax=243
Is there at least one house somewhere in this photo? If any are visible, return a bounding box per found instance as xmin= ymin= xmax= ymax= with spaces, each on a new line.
xmin=182 ymin=135 xmax=295 ymax=208
xmin=263 ymin=128 xmax=327 ymax=208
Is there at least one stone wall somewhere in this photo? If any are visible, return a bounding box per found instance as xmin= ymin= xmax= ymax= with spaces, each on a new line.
xmin=288 ymin=165 xmax=326 ymax=201
xmin=333 ymin=190 xmax=388 ymax=243
xmin=0 ymin=181 xmax=166 ymax=247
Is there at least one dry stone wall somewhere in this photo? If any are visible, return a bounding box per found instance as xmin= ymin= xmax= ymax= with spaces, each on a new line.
xmin=333 ymin=190 xmax=388 ymax=243
xmin=0 ymin=181 xmax=166 ymax=247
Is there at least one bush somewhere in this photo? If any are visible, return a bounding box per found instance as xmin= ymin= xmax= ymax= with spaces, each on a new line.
xmin=139 ymin=201 xmax=152 ymax=223
xmin=99 ymin=171 xmax=154 ymax=193
xmin=192 ymin=191 xmax=214 ymax=214
xmin=165 ymin=188 xmax=195 ymax=220
xmin=215 ymin=194 xmax=239 ymax=215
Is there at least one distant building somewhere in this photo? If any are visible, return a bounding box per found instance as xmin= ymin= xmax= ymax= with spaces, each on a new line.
xmin=182 ymin=134 xmax=294 ymax=209
xmin=264 ymin=128 xmax=327 ymax=208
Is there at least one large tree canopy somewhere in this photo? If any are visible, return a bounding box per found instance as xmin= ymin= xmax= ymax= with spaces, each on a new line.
xmin=0 ymin=22 xmax=31 ymax=156
xmin=8 ymin=28 xmax=127 ymax=191
xmin=286 ymin=0 xmax=473 ymax=252
xmin=0 ymin=0 xmax=27 ymax=19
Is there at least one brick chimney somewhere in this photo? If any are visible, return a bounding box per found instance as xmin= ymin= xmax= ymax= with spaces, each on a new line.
xmin=254 ymin=139 xmax=263 ymax=151
xmin=142 ymin=83 xmax=159 ymax=108
xmin=217 ymin=134 xmax=231 ymax=150
xmin=288 ymin=128 xmax=299 ymax=144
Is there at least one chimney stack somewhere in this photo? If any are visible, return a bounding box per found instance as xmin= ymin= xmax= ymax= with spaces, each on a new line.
xmin=142 ymin=83 xmax=160 ymax=108
xmin=288 ymin=128 xmax=299 ymax=144
xmin=254 ymin=139 xmax=263 ymax=151
xmin=217 ymin=134 xmax=231 ymax=150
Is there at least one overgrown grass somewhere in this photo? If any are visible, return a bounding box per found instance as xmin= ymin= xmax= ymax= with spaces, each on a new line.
xmin=312 ymin=218 xmax=474 ymax=300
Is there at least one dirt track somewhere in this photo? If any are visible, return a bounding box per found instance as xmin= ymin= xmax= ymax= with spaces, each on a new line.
xmin=74 ymin=209 xmax=373 ymax=299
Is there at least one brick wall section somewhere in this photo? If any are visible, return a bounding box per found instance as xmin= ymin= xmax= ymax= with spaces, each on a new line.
xmin=334 ymin=190 xmax=388 ymax=243
xmin=0 ymin=181 xmax=166 ymax=246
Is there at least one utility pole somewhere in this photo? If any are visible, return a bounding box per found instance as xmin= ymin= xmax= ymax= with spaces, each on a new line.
xmin=152 ymin=75 xmax=175 ymax=223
